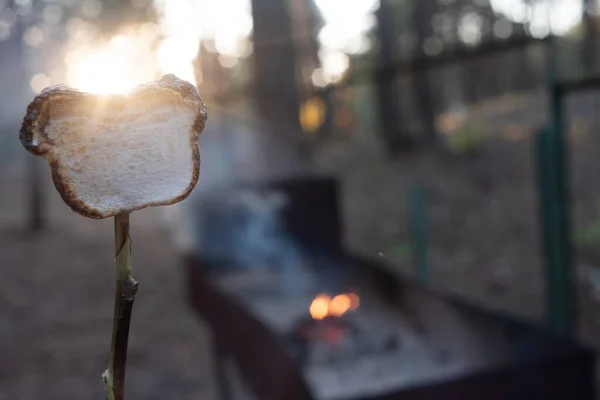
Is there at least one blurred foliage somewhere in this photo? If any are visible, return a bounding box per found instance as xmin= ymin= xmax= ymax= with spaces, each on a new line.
xmin=574 ymin=217 xmax=600 ymax=249
xmin=348 ymin=84 xmax=379 ymax=139
xmin=387 ymin=242 xmax=413 ymax=262
xmin=444 ymin=122 xmax=488 ymax=156
xmin=573 ymin=197 xmax=600 ymax=249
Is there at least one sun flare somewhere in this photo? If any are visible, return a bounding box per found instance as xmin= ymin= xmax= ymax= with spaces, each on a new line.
xmin=63 ymin=24 xmax=162 ymax=94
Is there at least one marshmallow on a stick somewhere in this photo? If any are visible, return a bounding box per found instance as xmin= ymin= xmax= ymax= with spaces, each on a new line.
xmin=19 ymin=74 xmax=207 ymax=219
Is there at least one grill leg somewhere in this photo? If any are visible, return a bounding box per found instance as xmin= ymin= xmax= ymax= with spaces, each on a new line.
xmin=212 ymin=337 xmax=233 ymax=400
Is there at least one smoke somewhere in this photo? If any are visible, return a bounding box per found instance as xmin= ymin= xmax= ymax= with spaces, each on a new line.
xmin=160 ymin=109 xmax=313 ymax=297
xmin=162 ymin=108 xmax=310 ymax=270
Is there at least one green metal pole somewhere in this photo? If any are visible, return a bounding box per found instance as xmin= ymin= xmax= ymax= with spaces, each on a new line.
xmin=536 ymin=128 xmax=560 ymax=333
xmin=543 ymin=36 xmax=575 ymax=336
xmin=409 ymin=182 xmax=429 ymax=285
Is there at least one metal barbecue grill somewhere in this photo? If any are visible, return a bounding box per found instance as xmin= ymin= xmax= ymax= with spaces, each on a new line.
xmin=182 ymin=176 xmax=595 ymax=400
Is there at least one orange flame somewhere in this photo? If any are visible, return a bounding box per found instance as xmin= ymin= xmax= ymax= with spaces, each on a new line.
xmin=309 ymin=292 xmax=359 ymax=320
xmin=329 ymin=294 xmax=351 ymax=317
xmin=309 ymin=294 xmax=331 ymax=320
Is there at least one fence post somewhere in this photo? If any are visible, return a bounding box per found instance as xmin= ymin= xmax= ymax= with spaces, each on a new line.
xmin=535 ymin=45 xmax=575 ymax=335
xmin=535 ymin=128 xmax=559 ymax=334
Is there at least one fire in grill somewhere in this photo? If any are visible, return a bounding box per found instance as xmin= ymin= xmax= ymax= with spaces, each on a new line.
xmin=289 ymin=292 xmax=400 ymax=366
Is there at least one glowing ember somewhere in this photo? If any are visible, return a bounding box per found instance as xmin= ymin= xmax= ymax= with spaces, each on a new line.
xmin=309 ymin=292 xmax=359 ymax=320
xmin=309 ymin=294 xmax=331 ymax=320
xmin=329 ymin=294 xmax=351 ymax=317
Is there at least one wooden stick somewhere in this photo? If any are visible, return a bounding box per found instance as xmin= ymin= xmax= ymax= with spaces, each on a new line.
xmin=103 ymin=212 xmax=139 ymax=400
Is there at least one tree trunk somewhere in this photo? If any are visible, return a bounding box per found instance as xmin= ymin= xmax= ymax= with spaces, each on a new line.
xmin=374 ymin=0 xmax=410 ymax=152
xmin=582 ymin=0 xmax=599 ymax=74
xmin=250 ymin=0 xmax=302 ymax=136
xmin=412 ymin=0 xmax=437 ymax=142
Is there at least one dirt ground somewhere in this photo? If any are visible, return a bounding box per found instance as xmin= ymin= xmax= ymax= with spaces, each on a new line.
xmin=0 ymin=164 xmax=217 ymax=400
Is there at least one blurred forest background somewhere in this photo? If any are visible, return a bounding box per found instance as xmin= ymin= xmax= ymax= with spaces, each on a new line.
xmin=3 ymin=0 xmax=600 ymax=334
xmin=3 ymin=0 xmax=600 ymax=397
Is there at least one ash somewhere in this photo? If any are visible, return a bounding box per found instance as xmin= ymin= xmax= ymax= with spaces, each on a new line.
xmin=304 ymin=334 xmax=468 ymax=400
